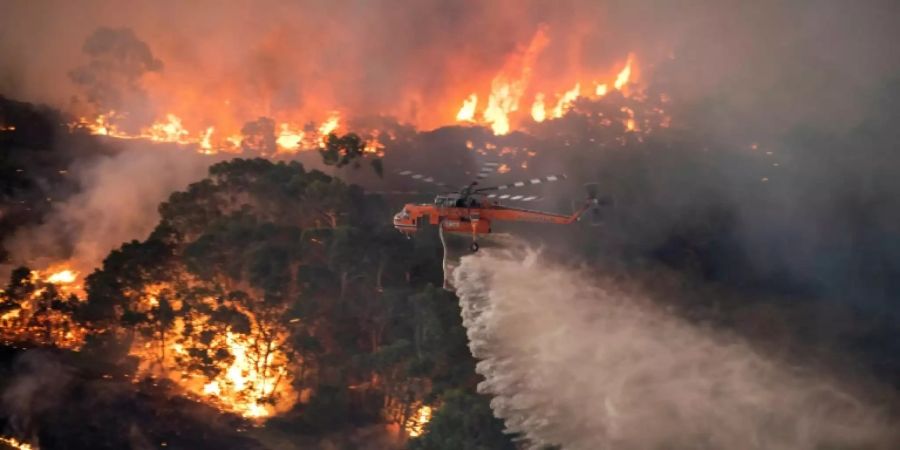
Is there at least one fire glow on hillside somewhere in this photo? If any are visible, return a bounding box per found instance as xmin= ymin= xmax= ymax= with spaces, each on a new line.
xmin=65 ymin=26 xmax=655 ymax=155
xmin=2 ymin=22 xmax=668 ymax=428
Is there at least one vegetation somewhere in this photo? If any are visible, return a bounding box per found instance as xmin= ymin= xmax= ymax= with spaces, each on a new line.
xmin=1 ymin=158 xmax=512 ymax=448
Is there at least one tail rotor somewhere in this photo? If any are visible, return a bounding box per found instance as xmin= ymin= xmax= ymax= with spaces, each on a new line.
xmin=583 ymin=182 xmax=612 ymax=226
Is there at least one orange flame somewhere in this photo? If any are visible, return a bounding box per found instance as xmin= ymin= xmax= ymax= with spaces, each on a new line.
xmin=0 ymin=436 xmax=34 ymax=450
xmin=531 ymin=93 xmax=546 ymax=123
xmin=455 ymin=94 xmax=478 ymax=122
xmin=552 ymin=83 xmax=581 ymax=118
xmin=405 ymin=404 xmax=433 ymax=438
xmin=276 ymin=123 xmax=305 ymax=153
xmin=614 ymin=55 xmax=634 ymax=91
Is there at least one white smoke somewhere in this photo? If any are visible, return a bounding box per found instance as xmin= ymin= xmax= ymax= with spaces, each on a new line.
xmin=453 ymin=247 xmax=896 ymax=449
xmin=2 ymin=142 xmax=212 ymax=275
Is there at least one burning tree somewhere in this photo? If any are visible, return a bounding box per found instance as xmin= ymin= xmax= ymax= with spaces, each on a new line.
xmin=67 ymin=158 xmax=470 ymax=432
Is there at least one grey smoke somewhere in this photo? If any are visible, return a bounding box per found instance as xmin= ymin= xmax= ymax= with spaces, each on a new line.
xmin=68 ymin=27 xmax=163 ymax=128
xmin=2 ymin=142 xmax=212 ymax=276
xmin=453 ymin=247 xmax=897 ymax=449
xmin=1 ymin=350 xmax=73 ymax=443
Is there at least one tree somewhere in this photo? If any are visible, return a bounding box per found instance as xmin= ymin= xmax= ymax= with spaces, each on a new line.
xmin=407 ymin=390 xmax=516 ymax=450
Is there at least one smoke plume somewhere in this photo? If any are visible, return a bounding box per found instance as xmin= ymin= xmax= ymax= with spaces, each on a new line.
xmin=453 ymin=247 xmax=897 ymax=449
xmin=2 ymin=143 xmax=212 ymax=275
xmin=68 ymin=27 xmax=163 ymax=126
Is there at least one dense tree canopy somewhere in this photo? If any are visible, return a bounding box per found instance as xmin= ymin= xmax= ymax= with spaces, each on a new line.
xmin=39 ymin=158 xmax=512 ymax=447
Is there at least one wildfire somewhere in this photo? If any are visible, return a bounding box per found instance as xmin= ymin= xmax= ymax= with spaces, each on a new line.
xmin=195 ymin=331 xmax=292 ymax=418
xmin=552 ymin=83 xmax=581 ymax=118
xmin=614 ymin=55 xmax=634 ymax=91
xmin=65 ymin=25 xmax=651 ymax=151
xmin=531 ymin=93 xmax=546 ymax=122
xmin=45 ymin=269 xmax=77 ymax=285
xmin=0 ymin=436 xmax=34 ymax=450
xmin=316 ymin=113 xmax=341 ymax=147
xmin=451 ymin=29 xmax=641 ymax=134
xmin=71 ymin=110 xmax=348 ymax=155
xmin=0 ymin=263 xmax=86 ymax=348
xmin=456 ymin=94 xmax=478 ymax=122
xmin=276 ymin=123 xmax=305 ymax=152
xmin=405 ymin=404 xmax=433 ymax=438
xmin=130 ymin=284 xmax=296 ymax=419
xmin=145 ymin=114 xmax=190 ymax=144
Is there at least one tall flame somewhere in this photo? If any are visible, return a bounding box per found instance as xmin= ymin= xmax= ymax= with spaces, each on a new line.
xmin=456 ymin=94 xmax=478 ymax=122
xmin=531 ymin=93 xmax=546 ymax=122
xmin=614 ymin=55 xmax=634 ymax=91
xmin=552 ymin=83 xmax=581 ymax=118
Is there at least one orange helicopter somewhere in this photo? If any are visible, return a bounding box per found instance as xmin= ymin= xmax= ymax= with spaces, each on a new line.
xmin=391 ymin=163 xmax=606 ymax=251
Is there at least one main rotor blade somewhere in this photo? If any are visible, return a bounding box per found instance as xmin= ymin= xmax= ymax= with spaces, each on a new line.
xmin=476 ymin=174 xmax=567 ymax=192
xmin=486 ymin=194 xmax=542 ymax=202
xmin=369 ymin=190 xmax=435 ymax=196
xmin=396 ymin=170 xmax=449 ymax=188
xmin=473 ymin=161 xmax=500 ymax=181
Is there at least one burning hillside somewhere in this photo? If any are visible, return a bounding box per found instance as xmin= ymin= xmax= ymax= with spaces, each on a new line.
xmin=60 ymin=25 xmax=651 ymax=155
xmin=1 ymin=1 xmax=900 ymax=449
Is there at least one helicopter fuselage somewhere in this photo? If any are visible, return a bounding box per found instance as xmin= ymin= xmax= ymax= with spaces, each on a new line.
xmin=392 ymin=196 xmax=589 ymax=239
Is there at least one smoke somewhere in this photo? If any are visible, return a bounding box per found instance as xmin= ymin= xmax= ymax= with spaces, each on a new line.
xmin=1 ymin=350 xmax=73 ymax=442
xmin=454 ymin=247 xmax=897 ymax=449
xmin=2 ymin=143 xmax=212 ymax=275
xmin=68 ymin=27 xmax=163 ymax=127
xmin=1 ymin=1 xmax=898 ymax=132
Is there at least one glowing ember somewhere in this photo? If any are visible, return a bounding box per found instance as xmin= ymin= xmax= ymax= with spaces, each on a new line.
xmin=0 ymin=436 xmax=34 ymax=450
xmin=596 ymin=83 xmax=608 ymax=96
xmin=405 ymin=404 xmax=433 ymax=438
xmin=456 ymin=94 xmax=478 ymax=122
xmin=621 ymin=106 xmax=637 ymax=131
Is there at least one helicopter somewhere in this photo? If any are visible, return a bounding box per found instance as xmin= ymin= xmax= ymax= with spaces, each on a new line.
xmin=391 ymin=162 xmax=607 ymax=252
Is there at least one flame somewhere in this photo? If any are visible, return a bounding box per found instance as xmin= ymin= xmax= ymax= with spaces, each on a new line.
xmin=146 ymin=114 xmax=190 ymax=143
xmin=480 ymin=27 xmax=549 ymax=135
xmin=0 ymin=124 xmax=15 ymax=131
xmin=67 ymin=26 xmax=648 ymax=146
xmin=317 ymin=112 xmax=341 ymax=146
xmin=364 ymin=131 xmax=386 ymax=156
xmin=621 ymin=106 xmax=637 ymax=131
xmin=455 ymin=94 xmax=478 ymax=122
xmin=552 ymin=83 xmax=581 ymax=118
xmin=614 ymin=55 xmax=633 ymax=91
xmin=276 ymin=123 xmax=304 ymax=152
xmin=0 ymin=436 xmax=34 ymax=450
xmin=405 ymin=404 xmax=433 ymax=438
xmin=45 ymin=269 xmax=77 ymax=285
xmin=1 ymin=263 xmax=86 ymax=348
xmin=199 ymin=127 xmax=215 ymax=154
xmin=128 ymin=284 xmax=296 ymax=419
xmin=531 ymin=93 xmax=546 ymax=122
